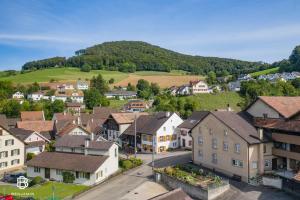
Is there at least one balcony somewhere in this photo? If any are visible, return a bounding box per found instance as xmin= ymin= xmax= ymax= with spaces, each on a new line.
xmin=272 ymin=148 xmax=300 ymax=161
xmin=272 ymin=133 xmax=300 ymax=146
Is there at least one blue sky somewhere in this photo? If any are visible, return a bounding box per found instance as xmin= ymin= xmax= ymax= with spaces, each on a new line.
xmin=0 ymin=0 xmax=300 ymax=70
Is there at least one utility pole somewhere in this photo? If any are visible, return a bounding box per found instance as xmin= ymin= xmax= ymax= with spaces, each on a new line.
xmin=134 ymin=112 xmax=137 ymax=158
xmin=152 ymin=134 xmax=155 ymax=171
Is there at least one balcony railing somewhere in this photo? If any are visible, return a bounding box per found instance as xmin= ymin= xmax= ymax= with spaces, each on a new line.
xmin=272 ymin=148 xmax=300 ymax=161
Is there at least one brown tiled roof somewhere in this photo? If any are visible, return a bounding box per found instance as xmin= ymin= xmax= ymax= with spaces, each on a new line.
xmin=253 ymin=118 xmax=300 ymax=133
xmin=150 ymin=188 xmax=192 ymax=200
xmin=17 ymin=121 xmax=54 ymax=132
xmin=53 ymin=113 xmax=77 ymax=121
xmin=178 ymin=111 xmax=210 ymax=129
xmin=9 ymin=128 xmax=34 ymax=141
xmin=57 ymin=123 xmax=80 ymax=136
xmin=111 ymin=112 xmax=148 ymax=124
xmin=123 ymin=112 xmax=175 ymax=136
xmin=55 ymin=135 xmax=113 ymax=150
xmin=210 ymin=111 xmax=261 ymax=144
xmin=258 ymin=96 xmax=300 ymax=118
xmin=86 ymin=118 xmax=105 ymax=134
xmin=27 ymin=152 xmax=108 ymax=173
xmin=93 ymin=107 xmax=118 ymax=115
xmin=21 ymin=111 xmax=45 ymax=121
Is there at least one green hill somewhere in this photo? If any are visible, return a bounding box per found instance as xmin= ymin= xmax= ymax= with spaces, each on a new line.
xmin=22 ymin=41 xmax=270 ymax=75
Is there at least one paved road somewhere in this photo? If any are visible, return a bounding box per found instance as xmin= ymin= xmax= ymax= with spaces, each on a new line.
xmin=75 ymin=151 xmax=191 ymax=200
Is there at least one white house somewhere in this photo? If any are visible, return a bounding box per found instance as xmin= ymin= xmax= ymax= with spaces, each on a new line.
xmin=27 ymin=134 xmax=118 ymax=186
xmin=12 ymin=91 xmax=24 ymax=99
xmin=9 ymin=128 xmax=50 ymax=155
xmin=53 ymin=90 xmax=84 ymax=103
xmin=176 ymin=85 xmax=191 ymax=95
xmin=0 ymin=126 xmax=25 ymax=175
xmin=228 ymin=81 xmax=241 ymax=92
xmin=122 ymin=112 xmax=183 ymax=153
xmin=77 ymin=80 xmax=89 ymax=90
xmin=28 ymin=92 xmax=46 ymax=101
xmin=190 ymin=80 xmax=209 ymax=94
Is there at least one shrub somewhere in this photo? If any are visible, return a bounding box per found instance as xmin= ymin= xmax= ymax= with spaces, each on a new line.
xmin=120 ymin=160 xmax=133 ymax=170
xmin=26 ymin=153 xmax=35 ymax=161
xmin=62 ymin=171 xmax=75 ymax=183
xmin=108 ymin=78 xmax=115 ymax=84
xmin=29 ymin=176 xmax=43 ymax=187
xmin=129 ymin=157 xmax=143 ymax=166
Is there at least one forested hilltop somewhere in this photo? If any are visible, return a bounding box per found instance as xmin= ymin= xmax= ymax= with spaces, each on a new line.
xmin=22 ymin=41 xmax=270 ymax=76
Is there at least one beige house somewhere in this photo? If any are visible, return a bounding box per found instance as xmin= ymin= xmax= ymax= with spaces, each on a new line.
xmin=0 ymin=126 xmax=25 ymax=174
xmin=191 ymin=111 xmax=267 ymax=182
xmin=190 ymin=80 xmax=209 ymax=94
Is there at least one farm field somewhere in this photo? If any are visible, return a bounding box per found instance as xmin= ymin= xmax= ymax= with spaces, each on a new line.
xmin=249 ymin=67 xmax=279 ymax=77
xmin=0 ymin=68 xmax=203 ymax=88
xmin=183 ymin=92 xmax=245 ymax=111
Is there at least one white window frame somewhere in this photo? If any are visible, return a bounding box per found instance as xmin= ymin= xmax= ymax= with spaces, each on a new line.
xmin=212 ymin=138 xmax=217 ymax=149
xmin=234 ymin=143 xmax=240 ymax=153
xmin=252 ymin=161 xmax=258 ymax=169
xmin=223 ymin=141 xmax=228 ymax=151
xmin=198 ymin=135 xmax=203 ymax=145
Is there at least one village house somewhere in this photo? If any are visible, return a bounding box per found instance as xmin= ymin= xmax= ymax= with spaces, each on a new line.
xmin=190 ymin=80 xmax=210 ymax=94
xmin=191 ymin=111 xmax=266 ymax=182
xmin=53 ymin=89 xmax=84 ymax=103
xmin=9 ymin=128 xmax=50 ymax=155
xmin=122 ymin=112 xmax=183 ymax=153
xmin=176 ymin=84 xmax=191 ymax=96
xmin=0 ymin=126 xmax=25 ymax=175
xmin=12 ymin=91 xmax=24 ymax=99
xmin=177 ymin=111 xmax=209 ymax=150
xmin=102 ymin=112 xmax=148 ymax=144
xmin=76 ymin=80 xmax=89 ymax=90
xmin=21 ymin=111 xmax=45 ymax=121
xmin=104 ymin=90 xmax=137 ymax=99
xmin=26 ymin=134 xmax=118 ymax=186
xmin=123 ymin=99 xmax=149 ymax=112
xmin=228 ymin=81 xmax=241 ymax=92
xmin=247 ymin=96 xmax=300 ymax=181
xmin=66 ymin=102 xmax=85 ymax=114
xmin=28 ymin=91 xmax=49 ymax=101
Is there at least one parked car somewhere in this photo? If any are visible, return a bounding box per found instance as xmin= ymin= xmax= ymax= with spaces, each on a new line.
xmin=0 ymin=195 xmax=14 ymax=200
xmin=3 ymin=173 xmax=26 ymax=183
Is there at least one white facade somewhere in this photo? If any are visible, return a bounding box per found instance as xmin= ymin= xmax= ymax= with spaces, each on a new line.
xmin=77 ymin=81 xmax=89 ymax=90
xmin=191 ymin=81 xmax=209 ymax=94
xmin=247 ymin=99 xmax=280 ymax=119
xmin=12 ymin=91 xmax=24 ymax=99
xmin=24 ymin=132 xmax=48 ymax=154
xmin=0 ymin=127 xmax=25 ymax=174
xmin=28 ymin=93 xmax=44 ymax=101
xmin=141 ymin=113 xmax=183 ymax=153
xmin=52 ymin=94 xmax=84 ymax=103
xmin=67 ymin=127 xmax=89 ymax=136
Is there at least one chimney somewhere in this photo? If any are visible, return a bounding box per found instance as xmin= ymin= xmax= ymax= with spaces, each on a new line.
xmin=165 ymin=112 xmax=170 ymax=118
xmin=90 ymin=132 xmax=94 ymax=141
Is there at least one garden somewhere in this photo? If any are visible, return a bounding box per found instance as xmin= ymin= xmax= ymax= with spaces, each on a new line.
xmin=155 ymin=164 xmax=225 ymax=189
xmin=119 ymin=157 xmax=143 ymax=171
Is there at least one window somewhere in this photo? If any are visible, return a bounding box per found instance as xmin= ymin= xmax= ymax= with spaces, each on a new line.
xmin=85 ymin=173 xmax=90 ymax=179
xmin=198 ymin=150 xmax=203 ymax=160
xmin=212 ymin=138 xmax=217 ymax=149
xmin=142 ymin=135 xmax=147 ymax=141
xmin=0 ymin=151 xmax=8 ymax=158
xmin=252 ymin=161 xmax=258 ymax=169
xmin=34 ymin=167 xmax=41 ymax=173
xmin=188 ymin=140 xmax=192 ymax=146
xmin=212 ymin=153 xmax=217 ymax=164
xmin=263 ymin=144 xmax=266 ymax=154
xmin=232 ymin=159 xmax=244 ymax=168
xmin=166 ymin=135 xmax=170 ymax=141
xmin=76 ymin=172 xmax=85 ymax=179
xmin=172 ymin=126 xmax=175 ymax=131
xmin=223 ymin=141 xmax=228 ymax=151
xmin=173 ymin=142 xmax=177 ymax=147
xmin=5 ymin=139 xmax=14 ymax=146
xmin=263 ymin=113 xmax=268 ymax=118
xmin=11 ymin=159 xmax=20 ymax=165
xmin=209 ymin=129 xmax=212 ymax=135
xmin=56 ymin=169 xmax=62 ymax=175
xmin=234 ymin=144 xmax=240 ymax=153
xmin=159 ymin=136 xmax=164 ymax=142
xmin=198 ymin=135 xmax=203 ymax=145
xmin=172 ymin=134 xmax=177 ymax=140
xmin=163 ymin=127 xmax=166 ymax=131
xmin=0 ymin=162 xmax=8 ymax=168
xmin=224 ymin=130 xmax=228 ymax=136
xmin=115 ymin=148 xmax=117 ymax=157
xmin=11 ymin=149 xmax=20 ymax=156
xmin=265 ymin=160 xmax=271 ymax=167
xmin=96 ymin=171 xmax=103 ymax=180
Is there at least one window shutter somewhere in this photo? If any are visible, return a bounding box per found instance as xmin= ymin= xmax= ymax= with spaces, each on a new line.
xmin=12 ymin=139 xmax=14 ymax=145
xmin=76 ymin=171 xmax=79 ymax=178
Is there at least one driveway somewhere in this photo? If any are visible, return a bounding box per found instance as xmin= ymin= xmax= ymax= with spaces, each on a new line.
xmin=74 ymin=151 xmax=191 ymax=200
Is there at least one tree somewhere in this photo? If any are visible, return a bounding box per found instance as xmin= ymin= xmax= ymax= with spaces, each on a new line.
xmin=84 ymin=88 xmax=109 ymax=109
xmin=118 ymin=62 xmax=136 ymax=72
xmin=206 ymin=71 xmax=217 ymax=85
xmin=81 ymin=63 xmax=92 ymax=72
xmin=292 ymin=78 xmax=300 ymax=88
xmin=136 ymin=79 xmax=150 ymax=91
xmin=127 ymin=83 xmax=136 ymax=91
xmin=2 ymin=100 xmax=22 ymax=117
xmin=150 ymin=83 xmax=160 ymax=96
xmin=90 ymin=74 xmax=109 ymax=94
xmin=108 ymin=78 xmax=115 ymax=84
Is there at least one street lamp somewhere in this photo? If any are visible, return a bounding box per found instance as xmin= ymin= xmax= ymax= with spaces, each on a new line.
xmin=134 ymin=113 xmax=137 ymax=158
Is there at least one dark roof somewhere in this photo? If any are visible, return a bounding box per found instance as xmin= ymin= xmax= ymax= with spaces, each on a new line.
xmin=178 ymin=111 xmax=210 ymax=129
xmin=26 ymin=140 xmax=46 ymax=148
xmin=93 ymin=107 xmax=118 ymax=116
xmin=27 ymin=152 xmax=108 ymax=173
xmin=0 ymin=114 xmax=8 ymax=129
xmin=6 ymin=118 xmax=20 ymax=127
xmin=253 ymin=118 xmax=300 ymax=133
xmin=9 ymin=128 xmax=34 ymax=141
xmin=105 ymin=90 xmax=137 ymax=96
xmin=54 ymin=135 xmax=114 ymax=150
xmin=210 ymin=111 xmax=261 ymax=144
xmin=149 ymin=188 xmax=192 ymax=200
xmin=123 ymin=112 xmax=175 ymax=136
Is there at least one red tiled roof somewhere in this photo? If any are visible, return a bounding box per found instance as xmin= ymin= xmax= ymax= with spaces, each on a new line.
xmin=111 ymin=112 xmax=148 ymax=124
xmin=253 ymin=118 xmax=300 ymax=132
xmin=17 ymin=121 xmax=54 ymax=132
xmin=258 ymin=96 xmax=300 ymax=118
xmin=21 ymin=111 xmax=44 ymax=121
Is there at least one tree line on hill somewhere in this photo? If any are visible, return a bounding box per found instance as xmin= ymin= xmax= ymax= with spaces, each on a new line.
xmin=21 ymin=41 xmax=270 ymax=76
xmin=272 ymin=45 xmax=300 ymax=72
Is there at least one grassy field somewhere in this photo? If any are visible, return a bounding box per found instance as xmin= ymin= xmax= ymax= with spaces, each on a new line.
xmin=184 ymin=92 xmax=245 ymax=111
xmin=109 ymin=99 xmax=129 ymax=109
xmin=0 ymin=182 xmax=89 ymax=200
xmin=250 ymin=67 xmax=279 ymax=77
xmin=0 ymin=68 xmax=202 ymax=88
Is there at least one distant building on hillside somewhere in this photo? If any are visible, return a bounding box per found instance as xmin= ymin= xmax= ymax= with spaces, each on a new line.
xmin=12 ymin=91 xmax=24 ymax=99
xmin=77 ymin=80 xmax=89 ymax=90
xmin=123 ymin=100 xmax=149 ymax=112
xmin=190 ymin=80 xmax=209 ymax=94
xmin=104 ymin=90 xmax=137 ymax=99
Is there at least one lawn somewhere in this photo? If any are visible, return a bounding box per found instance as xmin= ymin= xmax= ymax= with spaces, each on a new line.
xmin=250 ymin=67 xmax=279 ymax=77
xmin=0 ymin=182 xmax=89 ymax=200
xmin=109 ymin=99 xmax=129 ymax=109
xmin=183 ymin=92 xmax=245 ymax=111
